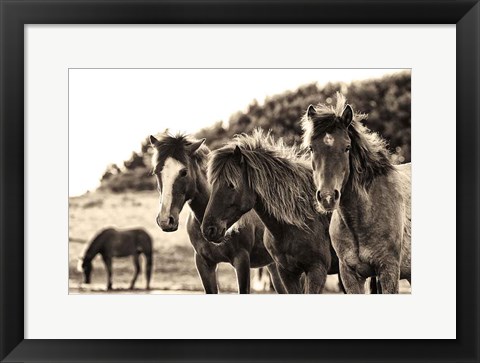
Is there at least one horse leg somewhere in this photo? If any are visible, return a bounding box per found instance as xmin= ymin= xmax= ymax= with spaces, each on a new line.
xmin=369 ymin=277 xmax=379 ymax=294
xmin=129 ymin=253 xmax=141 ymax=290
xmin=194 ymin=253 xmax=218 ymax=294
xmin=101 ymin=254 xmax=113 ymax=291
xmin=277 ymin=266 xmax=303 ymax=294
xmin=337 ymin=273 xmax=346 ymax=294
xmin=377 ymin=263 xmax=400 ymax=294
xmin=266 ymin=263 xmax=287 ymax=294
xmin=145 ymin=252 xmax=153 ymax=290
xmin=339 ymin=262 xmax=366 ymax=294
xmin=232 ymin=249 xmax=250 ymax=294
xmin=305 ymin=265 xmax=328 ymax=294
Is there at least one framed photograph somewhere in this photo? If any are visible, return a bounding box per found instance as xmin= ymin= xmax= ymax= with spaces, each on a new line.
xmin=1 ymin=1 xmax=478 ymax=362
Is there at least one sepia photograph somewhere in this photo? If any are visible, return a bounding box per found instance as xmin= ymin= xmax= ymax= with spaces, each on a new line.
xmin=69 ymin=68 xmax=411 ymax=294
xmin=1 ymin=2 xmax=472 ymax=360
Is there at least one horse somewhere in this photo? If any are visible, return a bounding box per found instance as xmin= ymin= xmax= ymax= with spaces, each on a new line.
xmin=149 ymin=133 xmax=286 ymax=294
xmin=201 ymin=129 xmax=342 ymax=294
xmin=77 ymin=227 xmax=153 ymax=290
xmin=302 ymin=93 xmax=411 ymax=294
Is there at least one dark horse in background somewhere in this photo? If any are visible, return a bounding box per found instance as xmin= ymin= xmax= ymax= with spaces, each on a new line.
xmin=149 ymin=133 xmax=286 ymax=294
xmin=201 ymin=130 xmax=342 ymax=294
xmin=302 ymin=93 xmax=411 ymax=293
xmin=77 ymin=227 xmax=153 ymax=290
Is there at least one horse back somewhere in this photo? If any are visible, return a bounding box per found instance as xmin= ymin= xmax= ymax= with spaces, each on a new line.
xmin=98 ymin=228 xmax=151 ymax=258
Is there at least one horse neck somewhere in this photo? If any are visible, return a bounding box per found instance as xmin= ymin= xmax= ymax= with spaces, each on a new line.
xmin=84 ymin=240 xmax=102 ymax=262
xmin=338 ymin=181 xmax=371 ymax=225
xmin=253 ymin=197 xmax=286 ymax=236
xmin=188 ymin=166 xmax=210 ymax=223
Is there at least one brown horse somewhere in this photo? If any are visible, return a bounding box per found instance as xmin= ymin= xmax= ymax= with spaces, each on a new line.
xmin=77 ymin=227 xmax=153 ymax=290
xmin=201 ymin=130 xmax=342 ymax=294
xmin=302 ymin=93 xmax=411 ymax=293
xmin=149 ymin=133 xmax=286 ymax=294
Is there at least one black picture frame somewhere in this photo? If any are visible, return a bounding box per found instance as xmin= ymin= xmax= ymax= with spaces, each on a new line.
xmin=1 ymin=1 xmax=479 ymax=362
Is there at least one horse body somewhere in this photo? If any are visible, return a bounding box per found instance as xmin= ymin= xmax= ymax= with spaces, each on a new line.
xmin=260 ymin=212 xmax=336 ymax=293
xmin=187 ymin=213 xmax=273 ymax=268
xmin=302 ymin=93 xmax=411 ymax=293
xmin=202 ymin=130 xmax=341 ymax=294
xmin=186 ymin=209 xmax=282 ymax=294
xmin=330 ymin=164 xmax=411 ymax=286
xmin=149 ymin=133 xmax=285 ymax=294
xmin=79 ymin=227 xmax=153 ymax=290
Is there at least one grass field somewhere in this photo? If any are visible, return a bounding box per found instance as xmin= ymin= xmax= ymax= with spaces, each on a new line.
xmin=69 ymin=190 xmax=245 ymax=293
xmin=69 ymin=190 xmax=410 ymax=294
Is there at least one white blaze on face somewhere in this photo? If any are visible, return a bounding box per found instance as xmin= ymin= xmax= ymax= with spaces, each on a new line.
xmin=323 ymin=133 xmax=335 ymax=146
xmin=160 ymin=157 xmax=185 ymax=218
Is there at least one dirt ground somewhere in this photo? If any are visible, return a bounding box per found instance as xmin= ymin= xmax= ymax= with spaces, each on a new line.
xmin=69 ymin=190 xmax=410 ymax=294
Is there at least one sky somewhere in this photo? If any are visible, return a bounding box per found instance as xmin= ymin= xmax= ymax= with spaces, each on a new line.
xmin=69 ymin=68 xmax=405 ymax=196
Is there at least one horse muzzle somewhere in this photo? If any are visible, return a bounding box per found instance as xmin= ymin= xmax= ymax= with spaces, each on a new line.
xmin=157 ymin=214 xmax=178 ymax=232
xmin=316 ymin=189 xmax=340 ymax=212
xmin=201 ymin=223 xmax=226 ymax=244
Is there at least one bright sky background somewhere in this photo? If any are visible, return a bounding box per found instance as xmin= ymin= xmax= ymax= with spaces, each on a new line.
xmin=69 ymin=68 xmax=405 ymax=196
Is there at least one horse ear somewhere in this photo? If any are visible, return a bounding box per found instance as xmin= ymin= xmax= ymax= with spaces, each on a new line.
xmin=189 ymin=138 xmax=206 ymax=155
xmin=149 ymin=135 xmax=159 ymax=147
xmin=341 ymin=105 xmax=353 ymax=127
xmin=307 ymin=104 xmax=316 ymax=119
xmin=233 ymin=145 xmax=244 ymax=164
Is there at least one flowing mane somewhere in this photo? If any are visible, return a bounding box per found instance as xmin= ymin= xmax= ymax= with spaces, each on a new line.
xmin=302 ymin=93 xmax=394 ymax=196
xmin=208 ymin=129 xmax=316 ymax=229
xmin=151 ymin=133 xmax=210 ymax=173
xmin=151 ymin=132 xmax=257 ymax=231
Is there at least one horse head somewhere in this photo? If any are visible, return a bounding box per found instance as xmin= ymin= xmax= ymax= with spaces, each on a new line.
xmin=202 ymin=145 xmax=256 ymax=243
xmin=150 ymin=134 xmax=207 ymax=232
xmin=304 ymin=101 xmax=353 ymax=212
xmin=77 ymin=257 xmax=92 ymax=284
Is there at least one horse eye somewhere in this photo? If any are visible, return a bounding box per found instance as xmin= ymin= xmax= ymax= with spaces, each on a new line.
xmin=179 ymin=169 xmax=187 ymax=177
xmin=345 ymin=145 xmax=351 ymax=152
xmin=227 ymin=182 xmax=235 ymax=189
xmin=308 ymin=145 xmax=313 ymax=152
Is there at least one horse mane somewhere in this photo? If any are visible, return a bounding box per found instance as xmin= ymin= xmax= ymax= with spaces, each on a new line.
xmin=151 ymin=132 xmax=257 ymax=237
xmin=208 ymin=129 xmax=316 ymax=229
xmin=151 ymin=133 xmax=210 ymax=173
xmin=301 ymin=93 xmax=394 ymax=196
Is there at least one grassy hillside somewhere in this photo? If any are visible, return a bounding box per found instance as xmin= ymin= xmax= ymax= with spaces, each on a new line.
xmin=99 ymin=71 xmax=411 ymax=194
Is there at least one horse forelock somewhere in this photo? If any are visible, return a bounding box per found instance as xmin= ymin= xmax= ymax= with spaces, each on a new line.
xmin=208 ymin=129 xmax=316 ymax=229
xmin=301 ymin=93 xmax=393 ymax=196
xmin=151 ymin=133 xmax=209 ymax=174
xmin=301 ymin=93 xmax=367 ymax=148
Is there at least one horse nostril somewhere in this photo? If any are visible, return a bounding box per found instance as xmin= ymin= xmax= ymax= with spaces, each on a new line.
xmin=316 ymin=190 xmax=322 ymax=202
xmin=206 ymin=226 xmax=217 ymax=238
xmin=334 ymin=190 xmax=340 ymax=201
xmin=168 ymin=216 xmax=175 ymax=226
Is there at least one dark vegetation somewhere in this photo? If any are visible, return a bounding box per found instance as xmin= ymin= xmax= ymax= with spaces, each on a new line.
xmin=100 ymin=71 xmax=411 ymax=193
